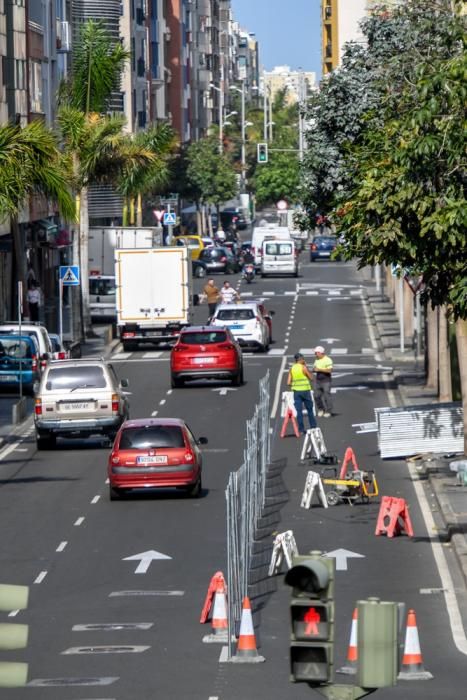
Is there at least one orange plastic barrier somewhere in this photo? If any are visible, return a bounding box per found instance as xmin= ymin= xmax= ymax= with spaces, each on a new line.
xmin=339 ymin=447 xmax=359 ymax=479
xmin=375 ymin=496 xmax=414 ymax=538
xmin=200 ymin=571 xmax=226 ymax=623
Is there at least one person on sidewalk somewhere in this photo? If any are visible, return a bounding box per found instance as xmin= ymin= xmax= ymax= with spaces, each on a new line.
xmin=287 ymin=353 xmax=317 ymax=435
xmin=27 ymin=282 xmax=41 ymax=322
xmin=313 ymin=345 xmax=333 ymax=417
xmin=203 ymin=279 xmax=220 ymax=321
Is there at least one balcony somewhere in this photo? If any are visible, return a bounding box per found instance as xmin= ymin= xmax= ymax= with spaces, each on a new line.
xmin=325 ymin=6 xmax=332 ymax=20
xmin=56 ymin=20 xmax=71 ymax=52
xmin=136 ymin=7 xmax=145 ymax=25
xmin=137 ymin=57 xmax=146 ymax=78
xmin=325 ymin=43 xmax=333 ymax=58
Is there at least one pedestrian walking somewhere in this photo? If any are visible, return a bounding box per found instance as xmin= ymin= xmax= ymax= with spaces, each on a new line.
xmin=219 ymin=281 xmax=240 ymax=305
xmin=203 ymin=278 xmax=220 ymax=321
xmin=287 ymin=353 xmax=317 ymax=435
xmin=27 ymin=282 xmax=41 ymax=322
xmin=313 ymin=345 xmax=333 ymax=417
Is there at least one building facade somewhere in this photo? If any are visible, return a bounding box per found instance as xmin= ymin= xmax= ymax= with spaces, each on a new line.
xmin=263 ymin=65 xmax=316 ymax=104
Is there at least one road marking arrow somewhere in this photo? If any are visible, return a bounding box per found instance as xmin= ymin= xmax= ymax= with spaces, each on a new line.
xmin=211 ymin=388 xmax=238 ymax=396
xmin=123 ymin=550 xmax=172 ymax=574
xmin=324 ymin=549 xmax=365 ymax=571
xmin=320 ymin=338 xmax=341 ymax=344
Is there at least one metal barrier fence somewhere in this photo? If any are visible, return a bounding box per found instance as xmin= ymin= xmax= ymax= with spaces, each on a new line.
xmin=225 ymin=371 xmax=271 ymax=658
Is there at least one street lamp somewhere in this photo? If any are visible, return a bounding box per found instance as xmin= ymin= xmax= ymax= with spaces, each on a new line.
xmin=230 ymin=82 xmax=246 ymax=190
xmin=209 ymin=82 xmax=224 ymax=154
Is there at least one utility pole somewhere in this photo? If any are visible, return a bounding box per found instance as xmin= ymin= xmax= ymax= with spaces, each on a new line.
xmin=298 ymin=70 xmax=307 ymax=162
xmin=263 ymin=84 xmax=268 ymax=141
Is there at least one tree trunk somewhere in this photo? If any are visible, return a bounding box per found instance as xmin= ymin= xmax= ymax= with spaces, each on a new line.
xmin=122 ymin=199 xmax=128 ymax=226
xmin=455 ymin=318 xmax=467 ymax=455
xmin=425 ymin=303 xmax=438 ymax=391
xmin=136 ymin=193 xmax=143 ymax=227
xmin=207 ymin=206 xmax=213 ymax=238
xmin=11 ymin=215 xmax=28 ymax=319
xmin=438 ymin=305 xmax=452 ymax=402
xmin=79 ymin=186 xmax=93 ymax=337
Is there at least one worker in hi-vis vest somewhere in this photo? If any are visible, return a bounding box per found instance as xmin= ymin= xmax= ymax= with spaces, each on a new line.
xmin=313 ymin=345 xmax=333 ymax=417
xmin=287 ymin=353 xmax=317 ymax=435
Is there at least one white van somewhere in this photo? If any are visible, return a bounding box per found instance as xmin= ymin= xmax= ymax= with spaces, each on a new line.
xmin=261 ymin=238 xmax=298 ymax=277
xmin=251 ymin=226 xmax=291 ymax=268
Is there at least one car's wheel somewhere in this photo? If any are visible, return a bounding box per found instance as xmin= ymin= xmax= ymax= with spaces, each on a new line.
xmin=233 ymin=366 xmax=244 ymax=386
xmin=36 ymin=434 xmax=56 ymax=450
xmin=195 ymin=266 xmax=206 ymax=278
xmin=187 ymin=475 xmax=202 ymax=498
xmin=109 ymin=485 xmax=122 ymax=501
xmin=171 ymin=375 xmax=184 ymax=388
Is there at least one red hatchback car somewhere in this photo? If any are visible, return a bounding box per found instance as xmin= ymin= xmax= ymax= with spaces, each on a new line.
xmin=108 ymin=418 xmax=207 ymax=500
xmin=170 ymin=326 xmax=243 ymax=388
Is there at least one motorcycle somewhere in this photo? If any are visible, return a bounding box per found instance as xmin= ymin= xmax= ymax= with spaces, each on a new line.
xmin=243 ymin=263 xmax=255 ymax=284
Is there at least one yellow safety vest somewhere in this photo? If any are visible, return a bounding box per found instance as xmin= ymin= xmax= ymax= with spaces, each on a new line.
xmin=290 ymin=363 xmax=311 ymax=391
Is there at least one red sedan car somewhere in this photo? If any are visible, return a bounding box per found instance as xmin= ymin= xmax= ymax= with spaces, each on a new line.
xmin=170 ymin=326 xmax=243 ymax=388
xmin=108 ymin=418 xmax=207 ymax=500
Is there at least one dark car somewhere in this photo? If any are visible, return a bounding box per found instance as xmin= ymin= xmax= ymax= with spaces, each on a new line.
xmin=220 ymin=209 xmax=247 ymax=231
xmin=310 ymin=235 xmax=340 ymax=261
xmin=199 ymin=246 xmax=239 ymax=274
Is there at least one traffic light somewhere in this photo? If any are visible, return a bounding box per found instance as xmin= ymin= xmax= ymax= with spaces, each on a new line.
xmin=357 ymin=598 xmax=398 ymax=688
xmin=284 ymin=552 xmax=334 ymax=685
xmin=257 ymin=142 xmax=268 ymax=163
xmin=0 ymin=583 xmax=29 ymax=688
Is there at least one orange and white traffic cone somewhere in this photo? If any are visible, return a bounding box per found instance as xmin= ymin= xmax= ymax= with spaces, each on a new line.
xmin=231 ymin=597 xmax=265 ymax=663
xmin=337 ymin=607 xmax=358 ymax=675
xmin=202 ymin=578 xmax=229 ymax=643
xmin=398 ymin=609 xmax=433 ymax=680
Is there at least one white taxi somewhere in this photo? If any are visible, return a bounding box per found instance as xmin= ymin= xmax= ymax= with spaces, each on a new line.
xmin=211 ymin=303 xmax=270 ymax=352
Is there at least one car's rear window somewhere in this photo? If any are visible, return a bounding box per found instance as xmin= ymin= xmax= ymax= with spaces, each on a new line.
xmin=0 ymin=338 xmax=32 ymax=359
xmin=216 ymin=309 xmax=255 ymax=321
xmin=264 ymin=242 xmax=293 ymax=255
xmin=180 ymin=331 xmax=227 ymax=345
xmin=89 ymin=278 xmax=116 ymax=296
xmin=45 ymin=366 xmax=107 ymax=390
xmin=314 ymin=237 xmax=336 ymax=245
xmin=120 ymin=425 xmax=185 ymax=449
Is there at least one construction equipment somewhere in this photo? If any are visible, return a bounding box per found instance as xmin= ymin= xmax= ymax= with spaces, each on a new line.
xmin=322 ymin=468 xmax=379 ymax=507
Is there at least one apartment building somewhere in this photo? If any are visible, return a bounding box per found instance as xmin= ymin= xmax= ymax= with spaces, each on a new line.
xmin=321 ymin=0 xmax=367 ymax=75
xmin=263 ymin=65 xmax=316 ymax=105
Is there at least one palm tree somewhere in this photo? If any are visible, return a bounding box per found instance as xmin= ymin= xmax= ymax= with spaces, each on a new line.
xmin=0 ymin=121 xmax=75 ymax=312
xmin=117 ymin=123 xmax=178 ymax=226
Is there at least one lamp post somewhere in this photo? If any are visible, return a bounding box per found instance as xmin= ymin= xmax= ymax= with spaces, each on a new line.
xmin=209 ymin=83 xmax=224 ymax=154
xmin=230 ymin=82 xmax=246 ymax=190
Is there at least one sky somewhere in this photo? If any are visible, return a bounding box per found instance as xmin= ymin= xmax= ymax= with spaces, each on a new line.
xmin=231 ymin=0 xmax=322 ymax=78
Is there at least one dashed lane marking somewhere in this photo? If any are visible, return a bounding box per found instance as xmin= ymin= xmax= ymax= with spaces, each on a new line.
xmin=142 ymin=352 xmax=162 ymax=359
xmin=74 ymin=517 xmax=85 ymax=526
xmin=91 ymin=496 xmax=100 ymax=504
xmin=56 ymin=541 xmax=67 ymax=552
xmin=34 ymin=571 xmax=48 ymax=584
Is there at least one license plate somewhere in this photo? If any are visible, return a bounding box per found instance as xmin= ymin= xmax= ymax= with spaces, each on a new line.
xmin=61 ymin=402 xmax=91 ymax=411
xmin=193 ymin=357 xmax=215 ymax=364
xmin=136 ymin=455 xmax=168 ymax=465
xmin=0 ymin=375 xmax=16 ymax=381
xmin=229 ymin=324 xmax=244 ymax=330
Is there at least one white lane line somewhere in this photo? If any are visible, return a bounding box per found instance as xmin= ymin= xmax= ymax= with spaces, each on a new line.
xmin=306 ymin=291 xmax=319 ymax=296
xmin=270 ymin=355 xmax=288 ymax=419
xmin=284 ymin=291 xmax=296 ymax=295
xmin=268 ymin=349 xmax=285 ymax=355
xmin=328 ymin=296 xmax=350 ymax=301
xmin=262 ymin=291 xmax=275 ymax=296
xmin=219 ymin=646 xmax=229 ymax=663
xmin=0 ymin=441 xmax=21 ymax=461
xmin=143 ymin=352 xmax=162 ymax=359
xmin=112 ymin=352 xmax=132 ymax=360
xmin=362 ymin=347 xmax=375 ymax=354
xmin=166 ymin=389 xmax=173 ymax=395
xmin=74 ymin=517 xmax=85 ymax=526
xmin=350 ymin=289 xmax=363 ymax=295
xmin=328 ymin=290 xmax=341 ymax=296
xmin=151 ymin=410 xmax=158 ymax=417
xmin=8 ymin=609 xmax=19 ymax=617
xmin=56 ymin=541 xmax=68 ymax=552
xmin=241 ymin=292 xmax=253 ymax=297
xmin=14 ymin=448 xmax=28 ymax=452
xmin=330 ymin=348 xmax=348 ymax=355
xmin=91 ymin=495 xmax=101 ymax=504
xmin=34 ymin=571 xmax=48 ymax=584
xmin=159 ymin=399 xmax=166 ymax=405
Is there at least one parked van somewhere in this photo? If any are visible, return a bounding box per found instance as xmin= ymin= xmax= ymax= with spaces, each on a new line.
xmin=261 ymin=239 xmax=298 ymax=277
xmin=251 ymin=226 xmax=291 ymax=268
xmin=0 ymin=322 xmax=53 ymax=370
xmin=0 ymin=334 xmax=41 ymax=394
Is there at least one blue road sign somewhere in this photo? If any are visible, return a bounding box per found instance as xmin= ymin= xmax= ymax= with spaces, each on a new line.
xmin=163 ymin=212 xmax=177 ymax=226
xmin=60 ymin=265 xmax=80 ymax=286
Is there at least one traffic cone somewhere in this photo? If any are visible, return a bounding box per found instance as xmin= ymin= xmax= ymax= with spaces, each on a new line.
xmin=337 ymin=608 xmax=358 ymax=674
xmin=202 ymin=578 xmax=229 ymax=643
xmin=398 ymin=609 xmax=433 ymax=680
xmin=231 ymin=597 xmax=265 ymax=663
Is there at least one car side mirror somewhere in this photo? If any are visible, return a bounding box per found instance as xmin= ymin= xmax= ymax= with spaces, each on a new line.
xmin=198 ymin=436 xmax=208 ymax=445
xmin=120 ymin=378 xmax=129 ymax=388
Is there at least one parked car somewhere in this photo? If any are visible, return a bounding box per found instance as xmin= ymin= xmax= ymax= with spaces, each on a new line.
xmin=34 ymin=359 xmax=130 ymax=450
xmin=0 ymin=322 xmax=53 ymax=370
xmin=173 ymin=235 xmax=205 ymax=260
xmin=170 ymin=326 xmax=243 ymax=387
xmin=310 ymin=235 xmax=340 ymax=261
xmin=107 ymin=417 xmax=207 ymax=500
xmin=211 ymin=303 xmax=270 ymax=352
xmin=192 ymin=259 xmax=208 ymax=278
xmin=48 ymin=334 xmax=70 ymax=360
xmin=198 ymin=246 xmax=239 ymax=274
xmin=0 ymin=334 xmax=40 ymax=395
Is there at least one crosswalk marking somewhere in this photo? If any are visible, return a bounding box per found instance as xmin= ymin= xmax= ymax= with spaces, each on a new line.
xmin=328 ymin=290 xmax=341 ymax=295
xmin=268 ymin=348 xmax=286 ymax=355
xmin=330 ymin=348 xmax=348 ymax=355
xmin=143 ymin=352 xmax=162 ymax=359
xmin=112 ymin=352 xmax=132 ymax=360
xmin=306 ymin=291 xmax=319 ymax=296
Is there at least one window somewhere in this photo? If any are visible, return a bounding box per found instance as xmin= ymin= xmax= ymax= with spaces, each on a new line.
xmin=131 ymin=38 xmax=136 ymax=71
xmin=265 ymin=242 xmax=293 ymax=256
xmin=89 ymin=279 xmax=116 ymax=296
xmin=216 ymin=309 xmax=254 ymax=321
xmin=46 ymin=366 xmax=107 ymax=391
xmin=120 ymin=426 xmax=185 ymax=449
xmin=0 ymin=339 xmax=32 ymax=359
xmin=29 ymin=60 xmax=43 ymax=113
xmin=15 ymin=59 xmax=27 ymax=90
xmin=180 ymin=331 xmax=227 ymax=345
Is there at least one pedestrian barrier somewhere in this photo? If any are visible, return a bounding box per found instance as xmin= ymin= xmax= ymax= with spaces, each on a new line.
xmin=339 ymin=446 xmax=359 ymax=479
xmin=268 ymin=530 xmax=298 ymax=576
xmin=375 ymin=496 xmax=414 ymax=538
xmin=300 ymin=427 xmax=337 ymax=463
xmin=337 ymin=608 xmax=358 ymax=674
xmin=230 ymin=597 xmax=265 ymax=663
xmin=280 ymin=392 xmax=299 ymax=438
xmin=398 ymin=609 xmax=433 ymax=680
xmin=202 ymin=577 xmax=230 ymax=644
xmin=300 ymin=471 xmax=328 ymax=509
xmin=200 ymin=571 xmax=226 ymax=624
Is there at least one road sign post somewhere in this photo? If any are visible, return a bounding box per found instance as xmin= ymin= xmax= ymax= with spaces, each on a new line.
xmin=163 ymin=209 xmax=177 ymax=245
xmin=59 ymin=266 xmax=80 ymax=346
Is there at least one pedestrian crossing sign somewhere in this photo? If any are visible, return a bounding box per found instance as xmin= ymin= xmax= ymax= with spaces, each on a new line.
xmin=60 ymin=265 xmax=80 ymax=286
xmin=163 ymin=212 xmax=177 ymax=226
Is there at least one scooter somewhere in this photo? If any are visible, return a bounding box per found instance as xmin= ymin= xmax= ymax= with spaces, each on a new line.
xmin=243 ymin=263 xmax=255 ymax=284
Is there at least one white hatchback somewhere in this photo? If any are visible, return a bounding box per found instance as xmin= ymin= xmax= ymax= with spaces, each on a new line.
xmin=211 ymin=303 xmax=270 ymax=352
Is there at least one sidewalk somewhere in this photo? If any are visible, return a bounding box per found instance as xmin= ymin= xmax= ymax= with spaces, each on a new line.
xmin=0 ymin=325 xmax=120 ymax=449
xmin=365 ymin=282 xmax=467 ymax=586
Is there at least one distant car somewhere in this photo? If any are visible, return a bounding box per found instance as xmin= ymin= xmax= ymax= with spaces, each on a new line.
xmin=199 ymin=246 xmax=239 ymax=274
xmin=173 ymin=235 xmax=205 ymax=260
xmin=0 ymin=334 xmax=40 ymax=395
xmin=34 ymin=359 xmax=130 ymax=450
xmin=221 ymin=208 xmax=247 ymax=231
xmin=107 ymin=417 xmax=208 ymax=500
xmin=201 ymin=237 xmax=215 ymax=248
xmin=170 ymin=326 xmax=243 ymax=387
xmin=310 ymin=235 xmax=340 ymax=261
xmin=211 ymin=303 xmax=270 ymax=352
xmin=192 ymin=259 xmax=208 ymax=278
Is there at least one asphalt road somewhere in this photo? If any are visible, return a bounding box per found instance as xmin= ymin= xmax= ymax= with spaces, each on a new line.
xmin=1 ymin=256 xmax=466 ymax=700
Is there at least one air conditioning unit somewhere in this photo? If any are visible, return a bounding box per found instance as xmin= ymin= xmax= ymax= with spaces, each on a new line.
xmin=57 ymin=20 xmax=71 ymax=52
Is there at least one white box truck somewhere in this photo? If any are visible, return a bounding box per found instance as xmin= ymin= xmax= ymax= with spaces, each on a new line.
xmin=89 ymin=227 xmax=163 ymax=320
xmin=115 ymin=247 xmax=193 ymax=351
